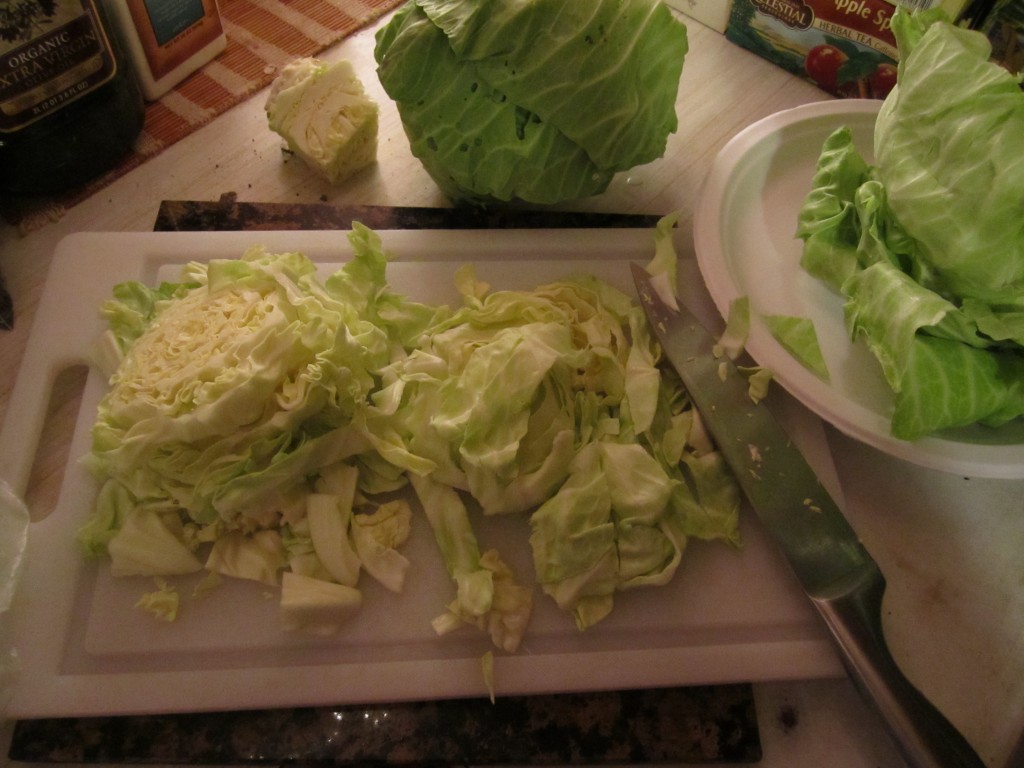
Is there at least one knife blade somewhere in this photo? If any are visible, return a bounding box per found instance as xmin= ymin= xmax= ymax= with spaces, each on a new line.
xmin=631 ymin=263 xmax=984 ymax=768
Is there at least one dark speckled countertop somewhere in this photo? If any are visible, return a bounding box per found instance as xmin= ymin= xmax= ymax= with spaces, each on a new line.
xmin=6 ymin=201 xmax=762 ymax=766
xmin=151 ymin=195 xmax=668 ymax=233
xmin=9 ymin=686 xmax=760 ymax=764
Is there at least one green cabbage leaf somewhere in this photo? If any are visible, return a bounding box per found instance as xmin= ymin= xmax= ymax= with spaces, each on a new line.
xmin=796 ymin=8 xmax=1024 ymax=440
xmin=373 ymin=0 xmax=687 ymax=204
xmin=359 ymin=220 xmax=741 ymax=634
xmin=78 ymin=227 xmax=422 ymax=624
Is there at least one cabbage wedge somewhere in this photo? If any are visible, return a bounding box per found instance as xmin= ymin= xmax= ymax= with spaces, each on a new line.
xmin=79 ymin=227 xmax=419 ymax=627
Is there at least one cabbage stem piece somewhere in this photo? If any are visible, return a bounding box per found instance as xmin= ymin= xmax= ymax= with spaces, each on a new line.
xmin=205 ymin=530 xmax=286 ymax=586
xmin=280 ymin=571 xmax=363 ymax=635
xmin=107 ymin=509 xmax=203 ymax=578
xmin=307 ymin=491 xmax=361 ymax=587
xmin=351 ymin=500 xmax=413 ymax=593
xmin=266 ymin=58 xmax=379 ymax=184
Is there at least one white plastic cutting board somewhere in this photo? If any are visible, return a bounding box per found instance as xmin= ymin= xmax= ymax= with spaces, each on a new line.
xmin=0 ymin=229 xmax=844 ymax=718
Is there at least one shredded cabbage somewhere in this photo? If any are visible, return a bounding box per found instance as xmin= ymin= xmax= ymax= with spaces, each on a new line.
xmin=79 ymin=219 xmax=741 ymax=650
xmin=80 ymin=228 xmax=416 ymax=631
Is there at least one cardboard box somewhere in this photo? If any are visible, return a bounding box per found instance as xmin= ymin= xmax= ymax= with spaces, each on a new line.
xmin=725 ymin=0 xmax=901 ymax=97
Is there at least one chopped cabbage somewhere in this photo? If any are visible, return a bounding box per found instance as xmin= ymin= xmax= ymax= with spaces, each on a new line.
xmin=84 ymin=239 xmax=391 ymax=531
xmin=351 ymin=500 xmax=413 ymax=593
xmin=280 ymin=571 xmax=363 ymax=635
xmin=80 ymin=228 xmax=410 ymax=631
xmin=361 ymin=220 xmax=741 ymax=633
xmin=107 ymin=507 xmax=203 ymax=578
xmin=763 ymin=315 xmax=830 ymax=382
xmin=135 ymin=578 xmax=180 ymax=622
xmin=714 ymin=296 xmax=750 ymax=361
xmin=205 ymin=530 xmax=286 ymax=586
xmin=307 ymin=491 xmax=361 ymax=587
xmin=79 ymin=218 xmax=741 ymax=651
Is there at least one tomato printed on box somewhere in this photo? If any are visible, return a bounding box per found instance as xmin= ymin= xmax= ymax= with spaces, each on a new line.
xmin=726 ymin=0 xmax=902 ymax=98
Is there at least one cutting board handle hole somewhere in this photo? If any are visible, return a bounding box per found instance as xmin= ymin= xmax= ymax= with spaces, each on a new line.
xmin=26 ymin=364 xmax=89 ymax=522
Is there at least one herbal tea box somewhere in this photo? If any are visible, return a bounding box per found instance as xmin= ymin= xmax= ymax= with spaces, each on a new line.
xmin=725 ymin=0 xmax=967 ymax=97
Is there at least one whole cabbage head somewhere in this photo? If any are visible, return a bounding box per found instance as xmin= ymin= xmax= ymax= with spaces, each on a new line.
xmin=374 ymin=0 xmax=688 ymax=205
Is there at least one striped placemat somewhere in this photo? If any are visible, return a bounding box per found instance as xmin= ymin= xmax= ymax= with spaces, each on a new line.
xmin=5 ymin=0 xmax=404 ymax=233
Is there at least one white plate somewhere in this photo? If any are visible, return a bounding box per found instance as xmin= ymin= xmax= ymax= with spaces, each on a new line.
xmin=0 ymin=229 xmax=845 ymax=718
xmin=694 ymin=99 xmax=1024 ymax=480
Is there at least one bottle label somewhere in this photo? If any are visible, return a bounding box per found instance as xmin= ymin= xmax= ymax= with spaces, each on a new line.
xmin=0 ymin=0 xmax=118 ymax=133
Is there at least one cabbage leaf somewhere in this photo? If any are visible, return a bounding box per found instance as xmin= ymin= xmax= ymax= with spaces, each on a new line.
xmin=763 ymin=315 xmax=830 ymax=382
xmin=796 ymin=8 xmax=1024 ymax=440
xmin=374 ymin=0 xmax=687 ymax=204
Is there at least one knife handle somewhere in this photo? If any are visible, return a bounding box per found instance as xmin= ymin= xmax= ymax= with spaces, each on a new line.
xmin=812 ymin=563 xmax=986 ymax=768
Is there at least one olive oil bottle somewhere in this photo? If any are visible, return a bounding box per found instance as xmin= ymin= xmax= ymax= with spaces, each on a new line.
xmin=0 ymin=0 xmax=145 ymax=195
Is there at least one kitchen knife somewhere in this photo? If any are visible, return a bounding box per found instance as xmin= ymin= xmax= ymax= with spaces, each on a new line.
xmin=631 ymin=263 xmax=984 ymax=768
